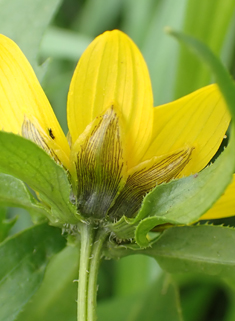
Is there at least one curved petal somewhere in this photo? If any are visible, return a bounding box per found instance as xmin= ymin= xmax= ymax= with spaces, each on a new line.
xmin=142 ymin=84 xmax=230 ymax=176
xmin=200 ymin=174 xmax=235 ymax=220
xmin=67 ymin=29 xmax=153 ymax=168
xmin=0 ymin=34 xmax=70 ymax=167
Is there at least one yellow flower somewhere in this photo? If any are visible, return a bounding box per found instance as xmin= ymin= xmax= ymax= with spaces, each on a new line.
xmin=0 ymin=29 xmax=233 ymax=222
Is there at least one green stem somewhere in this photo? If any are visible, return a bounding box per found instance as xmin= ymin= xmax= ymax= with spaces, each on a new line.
xmin=77 ymin=223 xmax=108 ymax=321
xmin=77 ymin=223 xmax=94 ymax=321
xmin=87 ymin=229 xmax=108 ymax=320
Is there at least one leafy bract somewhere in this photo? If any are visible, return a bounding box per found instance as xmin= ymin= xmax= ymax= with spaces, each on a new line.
xmin=0 ymin=132 xmax=78 ymax=225
xmin=0 ymin=223 xmax=66 ymax=321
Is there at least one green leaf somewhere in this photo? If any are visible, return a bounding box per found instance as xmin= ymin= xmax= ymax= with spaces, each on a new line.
xmin=0 ymin=223 xmax=66 ymax=321
xmin=17 ymin=245 xmax=78 ymax=321
xmin=180 ymin=283 xmax=216 ymax=321
xmin=224 ymin=291 xmax=235 ymax=321
xmin=173 ymin=0 xmax=235 ymax=99
xmin=0 ymin=173 xmax=47 ymax=217
xmin=0 ymin=207 xmax=17 ymax=242
xmin=132 ymin=274 xmax=183 ymax=321
xmin=114 ymin=255 xmax=160 ymax=297
xmin=40 ymin=27 xmax=92 ymax=61
xmin=167 ymin=29 xmax=235 ymax=118
xmin=135 ymin=137 xmax=235 ymax=246
xmin=140 ymin=0 xmax=188 ymax=105
xmin=74 ymin=0 xmax=122 ymax=37
xmin=121 ymin=0 xmax=158 ymax=47
xmin=0 ymin=0 xmax=62 ymax=80
xmin=103 ymin=238 xmax=141 ymax=260
xmin=145 ymin=225 xmax=235 ymax=278
xmin=98 ymin=293 xmax=140 ymax=321
xmin=0 ymin=132 xmax=78 ymax=225
xmin=173 ymin=273 xmax=228 ymax=321
xmin=98 ymin=274 xmax=183 ymax=321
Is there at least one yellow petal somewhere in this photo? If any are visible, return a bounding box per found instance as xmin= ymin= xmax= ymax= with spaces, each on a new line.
xmin=70 ymin=107 xmax=127 ymax=219
xmin=108 ymin=146 xmax=192 ymax=220
xmin=142 ymin=84 xmax=230 ymax=176
xmin=201 ymin=174 xmax=235 ymax=220
xmin=0 ymin=34 xmax=70 ymax=167
xmin=67 ymin=29 xmax=153 ymax=168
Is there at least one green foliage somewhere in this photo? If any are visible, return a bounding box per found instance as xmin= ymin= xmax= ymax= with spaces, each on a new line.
xmin=0 ymin=0 xmax=62 ymax=80
xmin=119 ymin=0 xmax=235 ymax=105
xmin=113 ymin=255 xmax=159 ymax=297
xmin=168 ymin=29 xmax=235 ymax=118
xmin=98 ymin=273 xmax=183 ymax=321
xmin=41 ymin=27 xmax=92 ymax=61
xmin=145 ymin=225 xmax=235 ymax=278
xmin=73 ymin=0 xmax=122 ymax=37
xmin=0 ymin=132 xmax=77 ymax=225
xmin=0 ymin=207 xmax=17 ymax=242
xmin=174 ymin=0 xmax=235 ymax=99
xmin=0 ymin=173 xmax=46 ymax=218
xmin=0 ymin=223 xmax=66 ymax=321
xmin=138 ymin=0 xmax=187 ymax=105
xmin=107 ymin=225 xmax=235 ymax=280
xmin=17 ymin=245 xmax=78 ymax=321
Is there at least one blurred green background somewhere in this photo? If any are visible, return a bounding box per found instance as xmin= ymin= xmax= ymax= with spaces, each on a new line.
xmin=2 ymin=0 xmax=235 ymax=320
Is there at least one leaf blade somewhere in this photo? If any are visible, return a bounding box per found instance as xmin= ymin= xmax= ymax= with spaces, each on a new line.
xmin=0 ymin=223 xmax=66 ymax=321
xmin=145 ymin=225 xmax=235 ymax=278
xmin=0 ymin=173 xmax=46 ymax=216
xmin=16 ymin=246 xmax=78 ymax=321
xmin=0 ymin=132 xmax=77 ymax=225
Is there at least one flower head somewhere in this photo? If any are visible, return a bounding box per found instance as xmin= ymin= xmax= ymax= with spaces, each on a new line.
xmin=0 ymin=30 xmax=232 ymax=225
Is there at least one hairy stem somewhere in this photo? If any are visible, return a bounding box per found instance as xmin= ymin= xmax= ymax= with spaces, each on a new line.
xmin=77 ymin=223 xmax=108 ymax=321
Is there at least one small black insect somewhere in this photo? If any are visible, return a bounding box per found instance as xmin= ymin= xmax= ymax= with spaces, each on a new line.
xmin=48 ymin=128 xmax=55 ymax=140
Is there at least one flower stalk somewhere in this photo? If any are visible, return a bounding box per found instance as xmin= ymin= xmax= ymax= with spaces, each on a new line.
xmin=77 ymin=223 xmax=108 ymax=321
